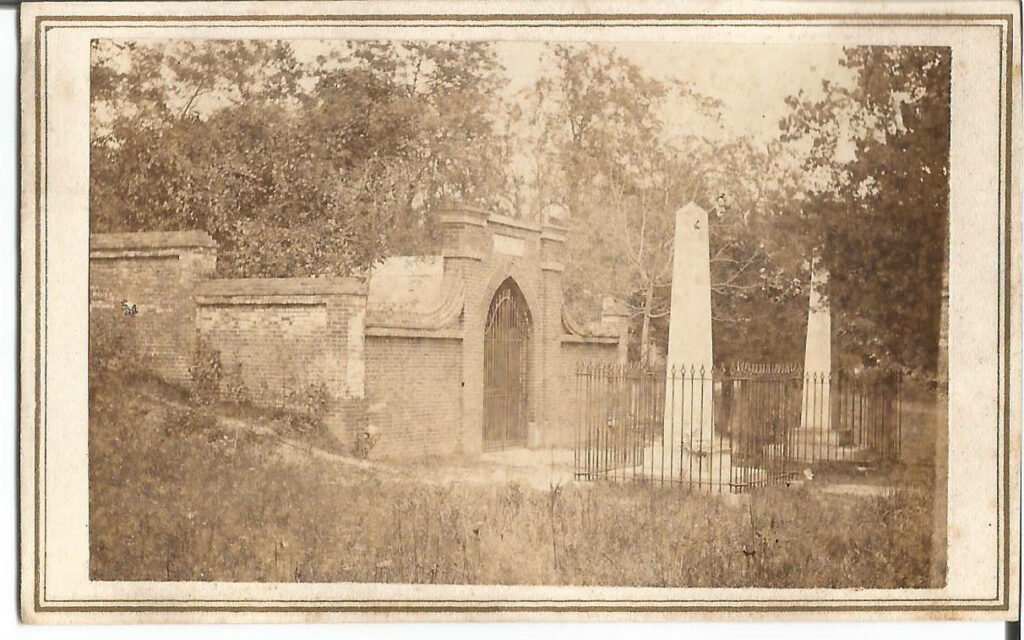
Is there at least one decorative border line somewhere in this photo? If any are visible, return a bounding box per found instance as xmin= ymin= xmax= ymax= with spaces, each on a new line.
xmin=24 ymin=9 xmax=1017 ymax=616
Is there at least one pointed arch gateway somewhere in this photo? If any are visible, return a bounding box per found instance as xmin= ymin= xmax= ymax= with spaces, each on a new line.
xmin=483 ymin=277 xmax=532 ymax=450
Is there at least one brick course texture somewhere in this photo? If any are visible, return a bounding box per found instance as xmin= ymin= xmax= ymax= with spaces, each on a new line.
xmin=364 ymin=335 xmax=463 ymax=458
xmin=553 ymin=340 xmax=622 ymax=448
xmin=89 ymin=232 xmax=216 ymax=386
xmin=194 ymin=278 xmax=367 ymax=447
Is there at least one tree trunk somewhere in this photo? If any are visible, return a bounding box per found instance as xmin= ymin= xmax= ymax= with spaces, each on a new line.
xmin=639 ymin=283 xmax=655 ymax=367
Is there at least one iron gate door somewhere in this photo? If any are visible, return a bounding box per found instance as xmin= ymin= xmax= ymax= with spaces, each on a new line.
xmin=483 ymin=279 xmax=531 ymax=450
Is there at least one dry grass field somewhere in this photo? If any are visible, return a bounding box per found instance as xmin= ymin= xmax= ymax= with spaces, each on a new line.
xmin=89 ymin=365 xmax=937 ymax=588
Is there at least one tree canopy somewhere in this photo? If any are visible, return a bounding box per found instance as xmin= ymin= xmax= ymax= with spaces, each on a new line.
xmin=91 ymin=39 xmax=510 ymax=277
xmin=516 ymin=44 xmax=809 ymax=365
xmin=91 ymin=40 xmax=950 ymax=374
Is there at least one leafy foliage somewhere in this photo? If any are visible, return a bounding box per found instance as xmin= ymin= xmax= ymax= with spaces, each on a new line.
xmin=524 ymin=45 xmax=808 ymax=364
xmin=278 ymin=382 xmax=333 ymax=438
xmin=91 ymin=39 xmax=510 ymax=277
xmin=187 ymin=340 xmax=223 ymax=407
xmin=780 ymin=47 xmax=950 ymax=373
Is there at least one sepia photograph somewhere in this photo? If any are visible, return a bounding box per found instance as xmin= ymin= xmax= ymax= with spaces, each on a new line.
xmin=20 ymin=1 xmax=1019 ymax=624
xmin=87 ymin=35 xmax=947 ymax=588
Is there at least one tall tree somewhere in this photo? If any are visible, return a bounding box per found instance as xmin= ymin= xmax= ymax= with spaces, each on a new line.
xmin=780 ymin=46 xmax=951 ymax=374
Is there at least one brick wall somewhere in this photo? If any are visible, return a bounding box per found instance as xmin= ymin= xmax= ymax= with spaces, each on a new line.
xmin=89 ymin=231 xmax=216 ymax=385
xmin=364 ymin=332 xmax=463 ymax=458
xmin=90 ymin=220 xmax=627 ymax=460
xmin=194 ymin=277 xmax=367 ymax=447
xmin=552 ymin=339 xmax=623 ymax=447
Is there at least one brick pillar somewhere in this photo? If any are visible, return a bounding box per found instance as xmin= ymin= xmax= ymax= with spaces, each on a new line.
xmin=540 ymin=218 xmax=568 ymax=446
xmin=440 ymin=208 xmax=489 ymax=455
xmin=89 ymin=230 xmax=218 ymax=386
xmin=601 ymin=296 xmax=631 ymax=365
xmin=182 ymin=243 xmax=217 ymax=382
xmin=323 ymin=283 xmax=369 ymax=449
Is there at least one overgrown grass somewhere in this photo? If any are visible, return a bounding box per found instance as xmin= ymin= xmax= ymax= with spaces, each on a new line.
xmin=90 ymin=367 xmax=935 ymax=587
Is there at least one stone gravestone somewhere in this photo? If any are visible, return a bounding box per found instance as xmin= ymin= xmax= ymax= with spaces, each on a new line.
xmin=800 ymin=262 xmax=832 ymax=432
xmin=664 ymin=202 xmax=715 ymax=454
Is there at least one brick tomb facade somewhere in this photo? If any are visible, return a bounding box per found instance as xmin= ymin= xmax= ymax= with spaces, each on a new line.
xmin=89 ymin=209 xmax=627 ymax=458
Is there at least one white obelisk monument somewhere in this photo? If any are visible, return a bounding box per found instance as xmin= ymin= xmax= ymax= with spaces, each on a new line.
xmin=664 ymin=202 xmax=715 ymax=452
xmin=800 ymin=263 xmax=831 ymax=432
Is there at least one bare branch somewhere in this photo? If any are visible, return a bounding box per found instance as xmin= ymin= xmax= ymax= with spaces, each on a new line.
xmin=710 ymin=282 xmax=761 ymax=294
xmin=709 ymin=240 xmax=736 ymax=263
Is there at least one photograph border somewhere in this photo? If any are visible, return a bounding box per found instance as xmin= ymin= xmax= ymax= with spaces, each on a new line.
xmin=20 ymin=4 xmax=1020 ymax=620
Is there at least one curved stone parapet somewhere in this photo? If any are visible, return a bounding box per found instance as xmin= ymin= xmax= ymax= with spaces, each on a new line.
xmin=365 ymin=270 xmax=464 ymax=331
xmin=560 ymin=306 xmax=620 ymax=340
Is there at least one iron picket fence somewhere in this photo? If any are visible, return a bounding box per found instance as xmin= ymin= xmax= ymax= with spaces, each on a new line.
xmin=573 ymin=363 xmax=902 ymax=492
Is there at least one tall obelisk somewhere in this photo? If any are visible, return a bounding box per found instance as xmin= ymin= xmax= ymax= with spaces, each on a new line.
xmin=800 ymin=263 xmax=831 ymax=431
xmin=664 ymin=202 xmax=715 ymax=451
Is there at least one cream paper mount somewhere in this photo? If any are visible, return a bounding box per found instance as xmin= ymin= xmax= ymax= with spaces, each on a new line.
xmin=18 ymin=0 xmax=1021 ymax=623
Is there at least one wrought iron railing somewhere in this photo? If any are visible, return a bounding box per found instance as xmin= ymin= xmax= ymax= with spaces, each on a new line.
xmin=573 ymin=363 xmax=902 ymax=492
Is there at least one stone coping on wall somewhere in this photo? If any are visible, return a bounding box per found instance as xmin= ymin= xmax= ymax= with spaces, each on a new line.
xmin=441 ymin=248 xmax=487 ymax=261
xmin=487 ymin=212 xmax=541 ymax=234
xmin=438 ymin=207 xmax=490 ymax=227
xmin=365 ymin=326 xmax=463 ymax=340
xmin=560 ymin=306 xmax=622 ymax=342
xmin=90 ymin=230 xmax=218 ymax=251
xmin=561 ymin=307 xmax=611 ymax=337
xmin=540 ymin=229 xmax=568 ymax=244
xmin=437 ymin=207 xmax=568 ymax=236
xmin=196 ymin=276 xmax=366 ymax=301
xmin=561 ymin=334 xmax=620 ymax=345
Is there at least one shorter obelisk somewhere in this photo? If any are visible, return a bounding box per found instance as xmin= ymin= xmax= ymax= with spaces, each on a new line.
xmin=664 ymin=202 xmax=715 ymax=454
xmin=800 ymin=263 xmax=831 ymax=432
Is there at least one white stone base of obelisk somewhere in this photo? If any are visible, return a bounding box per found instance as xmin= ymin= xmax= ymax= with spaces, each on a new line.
xmin=641 ymin=438 xmax=734 ymax=488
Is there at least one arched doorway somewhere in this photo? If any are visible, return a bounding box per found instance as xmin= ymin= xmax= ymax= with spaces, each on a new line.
xmin=483 ymin=278 xmax=532 ymax=450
